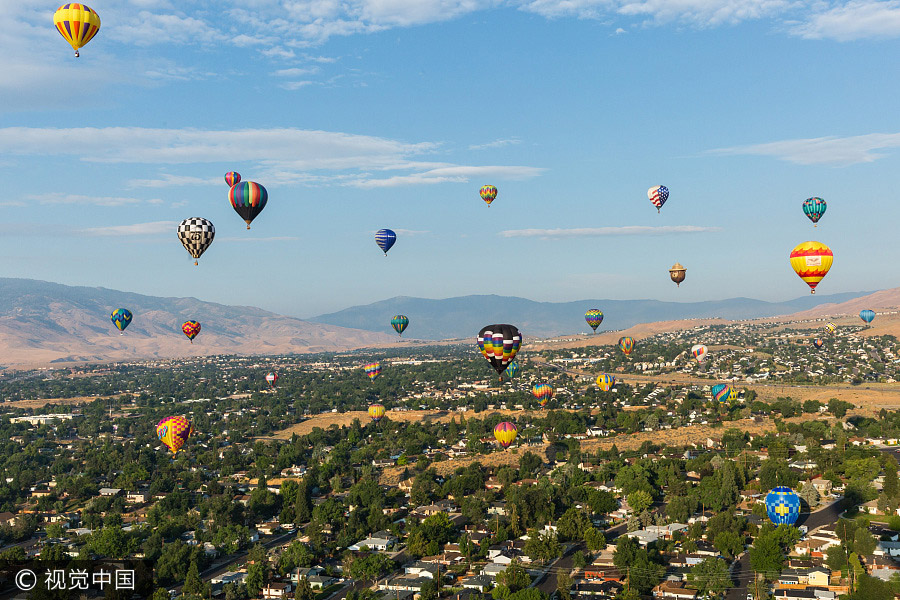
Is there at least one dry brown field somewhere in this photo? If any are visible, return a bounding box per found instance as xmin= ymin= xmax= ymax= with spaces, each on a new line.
xmin=1 ymin=395 xmax=108 ymax=409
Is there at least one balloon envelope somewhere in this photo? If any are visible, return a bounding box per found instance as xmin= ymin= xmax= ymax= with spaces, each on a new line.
xmin=711 ymin=384 xmax=731 ymax=403
xmin=266 ymin=372 xmax=278 ymax=388
xmin=825 ymin=322 xmax=837 ymax=334
xmin=618 ymin=337 xmax=635 ymax=356
xmin=177 ymin=218 xmax=215 ymax=264
xmin=802 ymin=197 xmax=826 ymax=225
xmin=648 ymin=185 xmax=668 ymax=212
xmin=391 ymin=315 xmax=409 ymax=336
xmin=225 ymin=172 xmax=241 ymax=187
xmin=229 ymin=181 xmax=268 ymax=229
xmin=504 ymin=360 xmax=520 ymax=379
xmin=860 ymin=309 xmax=875 ymax=324
xmin=54 ymin=3 xmax=100 ymax=56
xmin=789 ymin=241 xmax=833 ymax=294
xmin=480 ymin=185 xmax=498 ymax=206
xmin=156 ymin=416 xmax=192 ymax=454
xmin=494 ymin=422 xmax=518 ymax=448
xmin=364 ymin=362 xmax=381 ymax=380
xmin=477 ymin=325 xmax=523 ymax=376
xmin=532 ymin=383 xmax=553 ymax=407
xmin=813 ymin=338 xmax=824 ymax=349
xmin=110 ymin=308 xmax=132 ymax=332
xmin=368 ymin=404 xmax=385 ymax=422
xmin=766 ymin=486 xmax=801 ymax=526
xmin=691 ymin=344 xmax=708 ymax=363
xmin=585 ymin=309 xmax=603 ymax=332
xmin=376 ymin=229 xmax=396 ymax=255
xmin=596 ymin=374 xmax=615 ymax=392
xmin=181 ymin=320 xmax=201 ymax=342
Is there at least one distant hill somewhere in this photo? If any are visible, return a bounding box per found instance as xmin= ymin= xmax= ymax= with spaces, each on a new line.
xmin=0 ymin=278 xmax=398 ymax=366
xmin=310 ymin=291 xmax=873 ymax=340
xmin=788 ymin=287 xmax=900 ymax=319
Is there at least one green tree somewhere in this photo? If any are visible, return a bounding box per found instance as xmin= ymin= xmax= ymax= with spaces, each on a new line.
xmin=296 ymin=578 xmax=313 ymax=600
xmin=557 ymin=572 xmax=572 ymax=600
xmin=626 ymin=490 xmax=652 ymax=514
xmin=496 ymin=560 xmax=531 ymax=592
xmin=713 ymin=531 xmax=743 ymax=560
xmin=585 ymin=527 xmax=606 ymax=552
xmin=749 ymin=532 xmax=784 ymax=579
xmin=245 ymin=543 xmax=268 ymax=597
xmin=689 ymin=558 xmax=732 ymax=597
xmin=183 ymin=561 xmax=203 ymax=597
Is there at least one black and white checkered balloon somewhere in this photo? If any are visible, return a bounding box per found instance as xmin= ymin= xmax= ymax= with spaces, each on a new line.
xmin=177 ymin=217 xmax=215 ymax=264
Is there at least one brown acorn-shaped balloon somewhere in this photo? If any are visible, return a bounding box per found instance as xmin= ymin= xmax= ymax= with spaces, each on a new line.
xmin=669 ymin=262 xmax=686 ymax=287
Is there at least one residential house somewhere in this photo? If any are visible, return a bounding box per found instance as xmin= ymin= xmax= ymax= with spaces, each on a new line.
xmin=651 ymin=581 xmax=698 ymax=599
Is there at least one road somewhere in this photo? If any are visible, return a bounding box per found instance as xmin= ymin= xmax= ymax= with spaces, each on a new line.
xmin=723 ymin=499 xmax=844 ymax=600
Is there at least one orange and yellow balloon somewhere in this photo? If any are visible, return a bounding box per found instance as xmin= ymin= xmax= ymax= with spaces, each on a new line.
xmin=156 ymin=416 xmax=192 ymax=455
xmin=368 ymin=404 xmax=385 ymax=422
xmin=53 ymin=4 xmax=101 ymax=57
xmin=494 ymin=422 xmax=518 ymax=449
xmin=618 ymin=336 xmax=635 ymax=356
xmin=532 ymin=383 xmax=553 ymax=407
xmin=789 ymin=241 xmax=833 ymax=294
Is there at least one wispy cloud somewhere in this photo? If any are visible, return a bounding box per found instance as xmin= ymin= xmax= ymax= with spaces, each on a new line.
xmin=376 ymin=229 xmax=430 ymax=236
xmin=218 ymin=236 xmax=301 ymax=243
xmin=500 ymin=225 xmax=721 ymax=238
xmin=350 ymin=165 xmax=545 ymax=188
xmin=81 ymin=221 xmax=177 ymax=236
xmin=280 ymin=80 xmax=321 ymax=90
xmin=711 ymin=133 xmax=900 ymax=166
xmin=128 ymin=174 xmax=220 ymax=188
xmin=792 ymin=1 xmax=900 ymax=40
xmin=27 ymin=193 xmax=151 ymax=207
xmin=469 ymin=138 xmax=522 ymax=150
xmin=273 ymin=67 xmax=321 ymax=77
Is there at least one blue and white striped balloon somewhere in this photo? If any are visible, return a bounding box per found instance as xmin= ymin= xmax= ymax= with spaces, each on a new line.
xmin=375 ymin=229 xmax=397 ymax=255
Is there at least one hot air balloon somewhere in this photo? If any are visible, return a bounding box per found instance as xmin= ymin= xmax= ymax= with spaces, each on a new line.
xmin=765 ymin=486 xmax=801 ymax=526
xmin=477 ymin=325 xmax=523 ymax=379
xmin=585 ymin=309 xmax=604 ymax=333
xmin=181 ymin=320 xmax=201 ymax=343
xmin=596 ymin=374 xmax=615 ymax=392
xmin=178 ymin=218 xmax=215 ymax=265
xmin=391 ymin=315 xmax=409 ymax=337
xmin=504 ymin=360 xmax=520 ymax=379
xmin=493 ymin=422 xmax=518 ymax=449
xmin=648 ymin=185 xmax=668 ymax=213
xmin=532 ymin=383 xmax=553 ymax=407
xmin=53 ymin=3 xmax=100 ymax=57
xmin=813 ymin=338 xmax=824 ymax=349
xmin=266 ymin=372 xmax=278 ymax=388
xmin=156 ymin=416 xmax=192 ymax=455
xmin=229 ymin=181 xmax=268 ymax=229
xmin=225 ymin=172 xmax=241 ymax=187
xmin=790 ymin=241 xmax=833 ymax=294
xmin=860 ymin=309 xmax=875 ymax=325
xmin=480 ymin=185 xmax=498 ymax=207
xmin=364 ymin=362 xmax=381 ymax=381
xmin=376 ymin=229 xmax=396 ymax=255
xmin=711 ymin=384 xmax=732 ymax=403
xmin=802 ymin=197 xmax=826 ymax=227
xmin=368 ymin=404 xmax=385 ymax=422
xmin=691 ymin=344 xmax=708 ymax=364
xmin=825 ymin=322 xmax=837 ymax=334
xmin=669 ymin=263 xmax=686 ymax=287
xmin=110 ymin=308 xmax=132 ymax=333
xmin=618 ymin=337 xmax=635 ymax=356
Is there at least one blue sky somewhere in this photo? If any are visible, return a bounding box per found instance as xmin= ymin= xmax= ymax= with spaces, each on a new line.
xmin=4 ymin=0 xmax=900 ymax=318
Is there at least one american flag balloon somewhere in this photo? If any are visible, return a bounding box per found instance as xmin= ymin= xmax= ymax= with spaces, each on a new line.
xmin=648 ymin=185 xmax=669 ymax=213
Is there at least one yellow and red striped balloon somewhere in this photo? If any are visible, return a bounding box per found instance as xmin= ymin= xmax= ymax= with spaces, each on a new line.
xmin=368 ymin=404 xmax=385 ymax=422
xmin=789 ymin=241 xmax=833 ymax=294
xmin=53 ymin=4 xmax=100 ymax=57
xmin=494 ymin=422 xmax=518 ymax=448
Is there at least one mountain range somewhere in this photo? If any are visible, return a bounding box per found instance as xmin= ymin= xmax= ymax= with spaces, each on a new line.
xmin=309 ymin=290 xmax=876 ymax=340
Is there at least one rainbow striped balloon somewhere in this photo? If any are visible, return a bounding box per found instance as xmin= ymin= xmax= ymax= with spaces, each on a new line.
xmin=364 ymin=361 xmax=381 ymax=380
xmin=225 ymin=171 xmax=241 ymax=187
xmin=229 ymin=181 xmax=268 ymax=229
xmin=493 ymin=422 xmax=518 ymax=448
xmin=532 ymin=383 xmax=553 ymax=407
xmin=585 ymin=309 xmax=604 ymax=332
xmin=618 ymin=336 xmax=635 ymax=356
xmin=711 ymin=384 xmax=732 ymax=403
xmin=480 ymin=185 xmax=498 ymax=206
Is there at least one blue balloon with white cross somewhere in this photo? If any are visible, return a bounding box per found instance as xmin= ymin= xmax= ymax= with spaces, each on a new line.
xmin=766 ymin=486 xmax=801 ymax=526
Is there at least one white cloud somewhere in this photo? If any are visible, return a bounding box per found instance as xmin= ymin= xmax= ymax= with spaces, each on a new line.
xmin=711 ymin=132 xmax=900 ymax=165
xmin=273 ymin=67 xmax=321 ymax=76
xmin=469 ymin=138 xmax=522 ymax=150
xmin=792 ymin=0 xmax=900 ymax=40
xmin=128 ymin=174 xmax=220 ymax=188
xmin=218 ymin=236 xmax=301 ymax=243
xmin=27 ymin=193 xmax=149 ymax=207
xmin=280 ymin=80 xmax=321 ymax=90
xmin=349 ymin=165 xmax=545 ymax=188
xmin=81 ymin=221 xmax=178 ymax=236
xmin=500 ymin=225 xmax=721 ymax=238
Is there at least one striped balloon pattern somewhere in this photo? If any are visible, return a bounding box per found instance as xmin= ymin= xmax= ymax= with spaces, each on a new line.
xmin=225 ymin=172 xmax=241 ymax=187
xmin=813 ymin=338 xmax=824 ymax=349
xmin=480 ymin=185 xmax=498 ymax=206
xmin=368 ymin=404 xmax=385 ymax=422
xmin=802 ymin=197 xmax=826 ymax=226
xmin=691 ymin=344 xmax=708 ymax=363
xmin=860 ymin=309 xmax=875 ymax=324
xmin=711 ymin=384 xmax=732 ymax=403
xmin=156 ymin=416 xmax=192 ymax=455
xmin=391 ymin=315 xmax=409 ymax=336
xmin=766 ymin=487 xmax=801 ymax=526
xmin=266 ymin=372 xmax=278 ymax=388
xmin=585 ymin=309 xmax=604 ymax=332
xmin=825 ymin=322 xmax=836 ymax=334
xmin=493 ymin=422 xmax=518 ymax=448
xmin=181 ymin=320 xmax=201 ymax=343
xmin=618 ymin=336 xmax=635 ymax=356
xmin=376 ymin=229 xmax=397 ymax=255
xmin=789 ymin=241 xmax=833 ymax=294
xmin=477 ymin=324 xmax=523 ymax=376
xmin=364 ymin=362 xmax=381 ymax=380
xmin=532 ymin=383 xmax=553 ymax=407
xmin=648 ymin=185 xmax=668 ymax=212
xmin=53 ymin=3 xmax=100 ymax=56
xmin=229 ymin=181 xmax=268 ymax=229
xmin=504 ymin=360 xmax=520 ymax=379
xmin=110 ymin=308 xmax=132 ymax=332
xmin=596 ymin=374 xmax=615 ymax=392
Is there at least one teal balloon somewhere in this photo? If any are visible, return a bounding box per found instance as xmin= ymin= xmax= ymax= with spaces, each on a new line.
xmin=860 ymin=309 xmax=875 ymax=324
xmin=802 ymin=197 xmax=826 ymax=225
xmin=110 ymin=308 xmax=132 ymax=332
xmin=504 ymin=360 xmax=520 ymax=379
